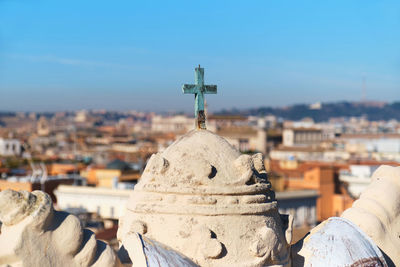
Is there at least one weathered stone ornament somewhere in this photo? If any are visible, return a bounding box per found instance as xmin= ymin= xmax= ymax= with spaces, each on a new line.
xmin=0 ymin=190 xmax=121 ymax=267
xmin=119 ymin=129 xmax=292 ymax=266
xmin=292 ymin=217 xmax=388 ymax=267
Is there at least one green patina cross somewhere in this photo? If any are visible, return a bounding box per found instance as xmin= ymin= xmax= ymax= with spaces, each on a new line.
xmin=182 ymin=65 xmax=217 ymax=129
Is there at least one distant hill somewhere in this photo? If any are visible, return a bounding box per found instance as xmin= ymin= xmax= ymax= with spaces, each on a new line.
xmin=216 ymin=102 xmax=400 ymax=122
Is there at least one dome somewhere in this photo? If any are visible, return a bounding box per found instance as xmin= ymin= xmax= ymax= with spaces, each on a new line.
xmin=129 ymin=129 xmax=274 ymax=215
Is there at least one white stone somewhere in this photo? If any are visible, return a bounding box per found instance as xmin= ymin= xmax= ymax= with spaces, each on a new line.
xmin=119 ymin=130 xmax=291 ymax=267
xmin=0 ymin=189 xmax=121 ymax=267
xmin=292 ymin=217 xmax=387 ymax=267
xmin=341 ymin=165 xmax=400 ymax=266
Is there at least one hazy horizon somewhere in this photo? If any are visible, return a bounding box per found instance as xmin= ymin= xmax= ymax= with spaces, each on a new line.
xmin=0 ymin=99 xmax=395 ymax=114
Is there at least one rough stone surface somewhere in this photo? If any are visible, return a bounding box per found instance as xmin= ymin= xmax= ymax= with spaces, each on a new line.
xmin=292 ymin=217 xmax=388 ymax=267
xmin=341 ymin=165 xmax=400 ymax=266
xmin=0 ymin=189 xmax=121 ymax=267
xmin=120 ymin=232 xmax=197 ymax=267
xmin=118 ymin=130 xmax=291 ymax=266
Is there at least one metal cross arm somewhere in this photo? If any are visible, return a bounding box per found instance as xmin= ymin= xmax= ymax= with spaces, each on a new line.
xmin=182 ymin=65 xmax=217 ymax=130
xmin=182 ymin=84 xmax=217 ymax=94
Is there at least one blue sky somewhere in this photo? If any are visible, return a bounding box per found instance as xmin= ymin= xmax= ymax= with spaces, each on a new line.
xmin=0 ymin=0 xmax=399 ymax=112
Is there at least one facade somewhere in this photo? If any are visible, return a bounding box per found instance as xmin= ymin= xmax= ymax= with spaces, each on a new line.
xmin=339 ymin=165 xmax=379 ymax=198
xmin=339 ymin=133 xmax=400 ymax=161
xmin=0 ymin=138 xmax=21 ymax=156
xmin=270 ymin=146 xmax=325 ymax=161
xmin=270 ymin=146 xmax=350 ymax=162
xmin=81 ymin=160 xmax=141 ymax=187
xmin=283 ymin=128 xmax=323 ymax=147
xmin=55 ymin=185 xmax=131 ymax=219
xmin=207 ymin=115 xmax=249 ymax=131
xmin=276 ymin=190 xmax=318 ymax=228
xmin=151 ymin=115 xmax=193 ymax=133
xmin=36 ymin=116 xmax=50 ymax=136
xmin=217 ymin=126 xmax=267 ymax=154
xmin=270 ymin=160 xmax=354 ymax=221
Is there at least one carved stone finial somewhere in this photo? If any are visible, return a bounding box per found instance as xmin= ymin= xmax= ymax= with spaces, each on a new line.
xmin=119 ymin=130 xmax=290 ymax=266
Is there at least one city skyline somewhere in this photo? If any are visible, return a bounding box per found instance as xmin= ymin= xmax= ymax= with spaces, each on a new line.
xmin=0 ymin=1 xmax=399 ymax=112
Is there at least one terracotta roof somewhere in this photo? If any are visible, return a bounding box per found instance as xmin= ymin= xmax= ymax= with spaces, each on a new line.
xmin=269 ymin=160 xmax=350 ymax=178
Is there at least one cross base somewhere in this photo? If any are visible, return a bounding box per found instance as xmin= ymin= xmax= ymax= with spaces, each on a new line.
xmin=196 ymin=110 xmax=206 ymax=130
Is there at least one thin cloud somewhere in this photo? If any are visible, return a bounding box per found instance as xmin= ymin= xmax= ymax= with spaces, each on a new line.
xmin=7 ymin=53 xmax=137 ymax=69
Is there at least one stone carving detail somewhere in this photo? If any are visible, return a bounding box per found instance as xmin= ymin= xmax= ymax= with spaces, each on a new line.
xmin=233 ymin=154 xmax=255 ymax=185
xmin=191 ymin=226 xmax=223 ymax=259
xmin=292 ymin=217 xmax=388 ymax=267
xmin=0 ymin=190 xmax=121 ymax=267
xmin=119 ymin=130 xmax=290 ymax=266
xmin=147 ymin=153 xmax=169 ymax=175
xmin=250 ymin=227 xmax=278 ymax=257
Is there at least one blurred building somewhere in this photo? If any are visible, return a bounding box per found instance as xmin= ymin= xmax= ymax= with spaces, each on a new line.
xmin=207 ymin=115 xmax=248 ymax=131
xmin=55 ymin=185 xmax=130 ymax=219
xmin=0 ymin=177 xmax=75 ymax=203
xmin=75 ymin=110 xmax=88 ymax=123
xmin=269 ymin=160 xmax=354 ymax=222
xmin=0 ymin=138 xmax=21 ymax=156
xmin=151 ymin=115 xmax=193 ymax=133
xmin=270 ymin=146 xmax=350 ymax=162
xmin=338 ymin=133 xmax=400 ymax=161
xmin=339 ymin=165 xmax=379 ymax=198
xmin=283 ymin=127 xmax=323 ymax=147
xmin=37 ymin=116 xmax=50 ymax=136
xmin=276 ymin=190 xmax=318 ymax=228
xmin=81 ymin=159 xmax=140 ymax=187
xmin=217 ymin=127 xmax=267 ymax=153
xmin=48 ymin=163 xmax=80 ymax=176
